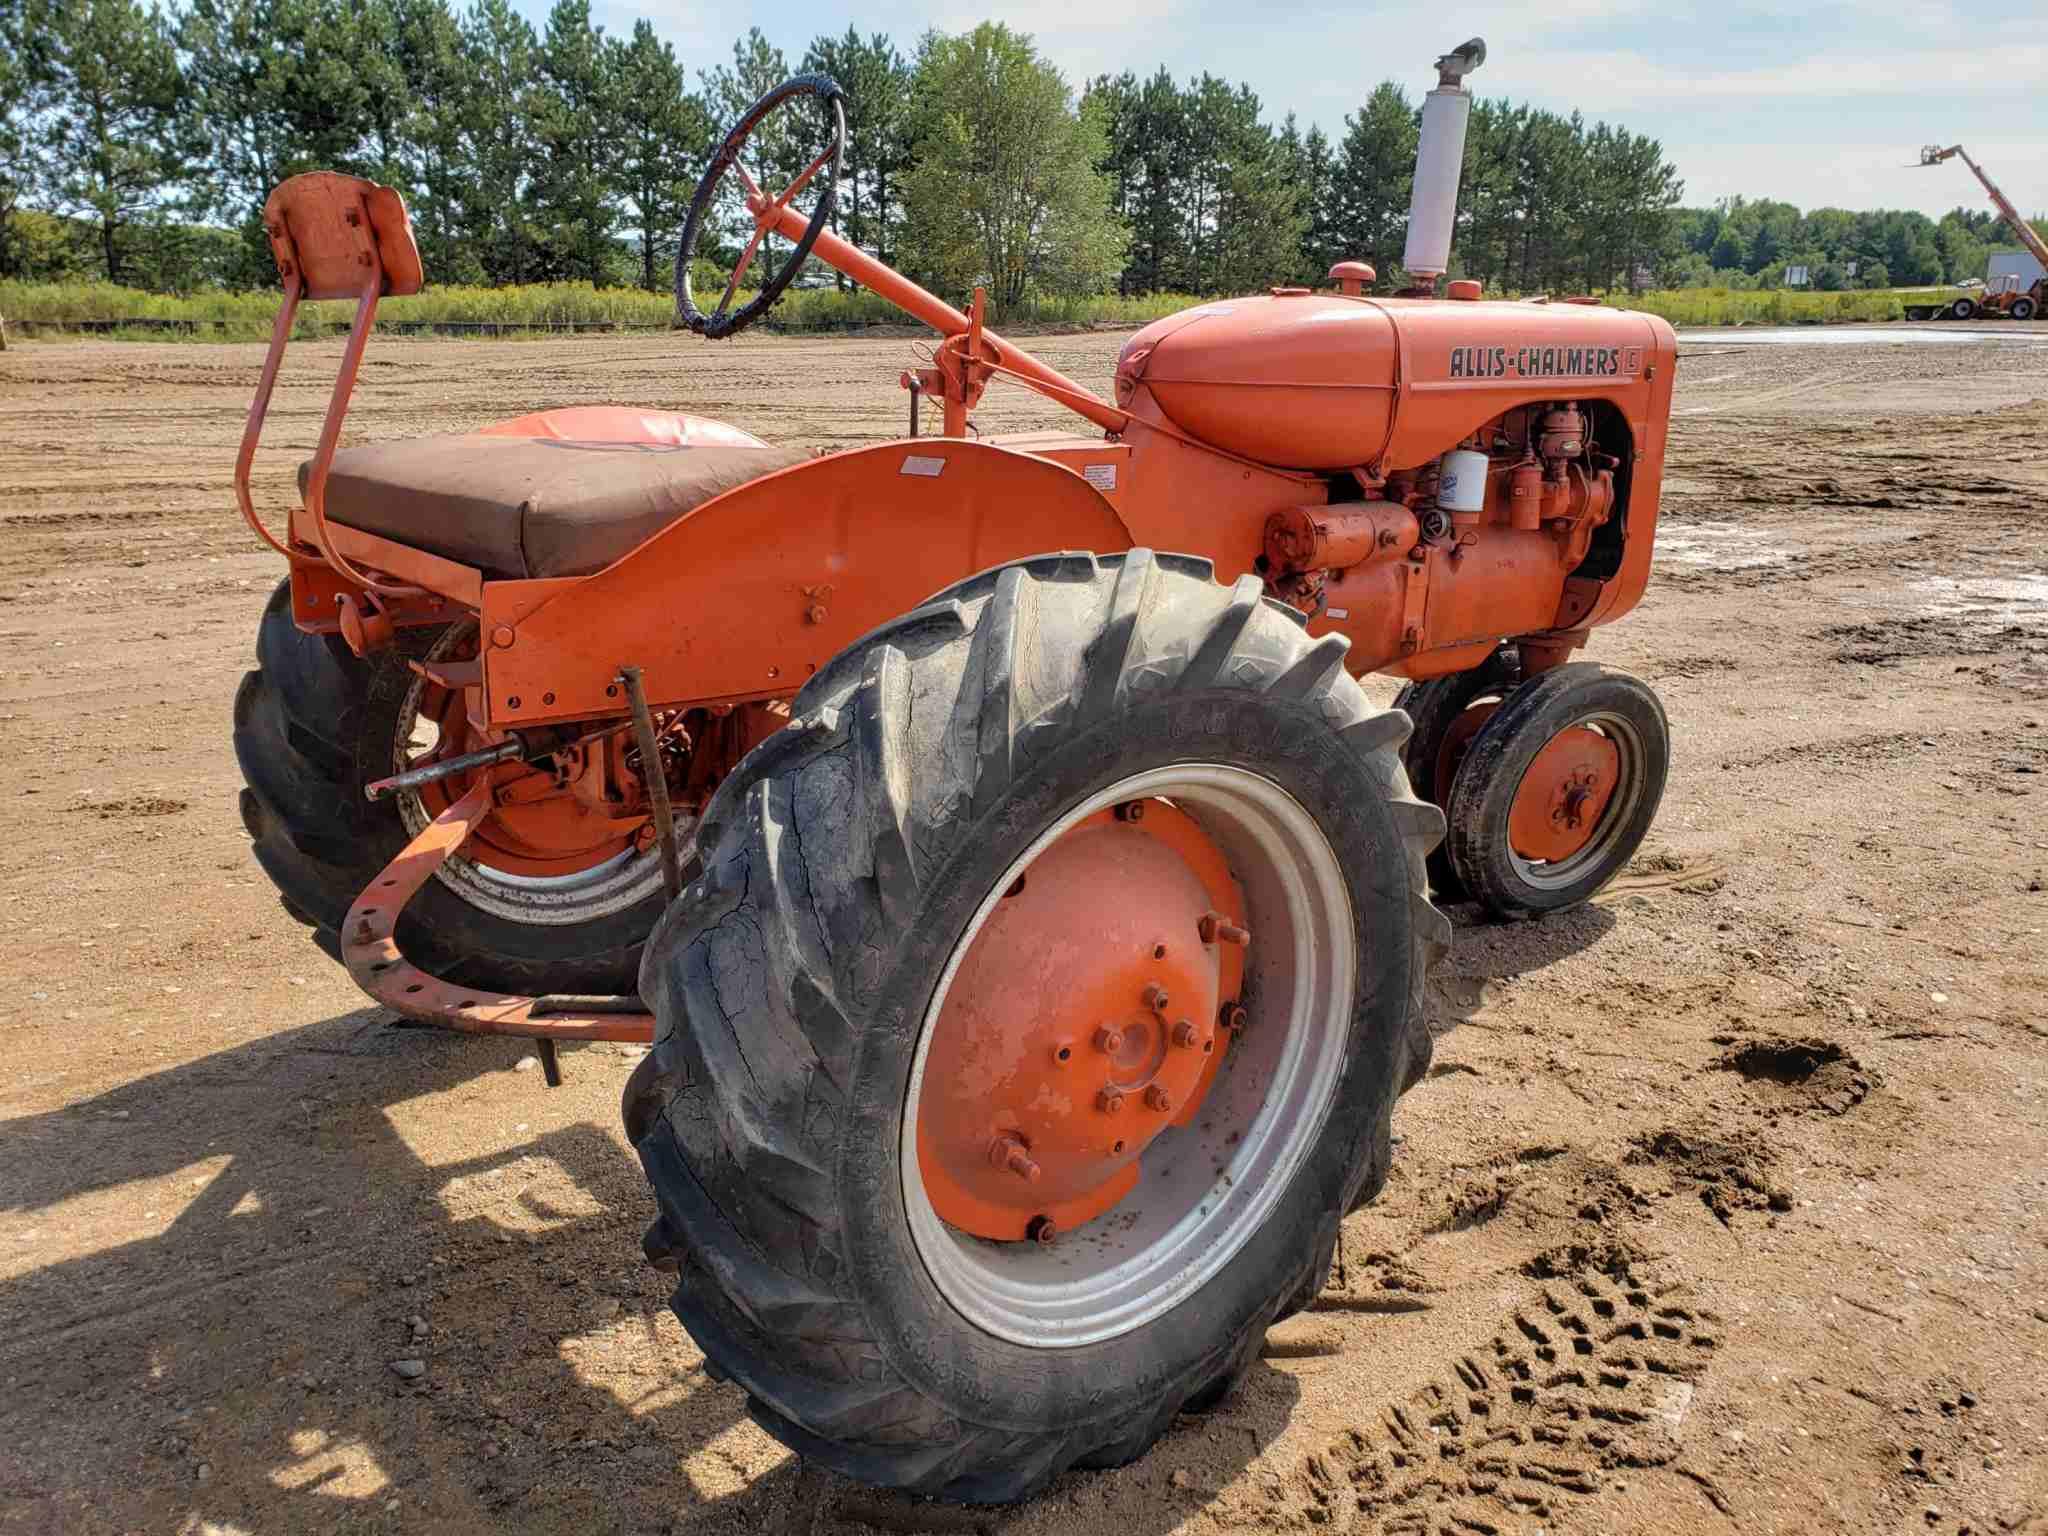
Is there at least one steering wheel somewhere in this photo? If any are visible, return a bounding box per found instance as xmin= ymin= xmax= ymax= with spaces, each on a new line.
xmin=676 ymin=74 xmax=846 ymax=339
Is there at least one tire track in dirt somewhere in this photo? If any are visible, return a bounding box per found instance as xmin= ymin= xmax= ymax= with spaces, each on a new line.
xmin=1278 ymin=1269 xmax=1723 ymax=1532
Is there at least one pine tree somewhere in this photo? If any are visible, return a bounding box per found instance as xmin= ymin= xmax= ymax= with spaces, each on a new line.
xmin=801 ymin=29 xmax=911 ymax=281
xmin=529 ymin=0 xmax=616 ymax=283
xmin=1 ymin=0 xmax=52 ymax=277
xmin=1330 ymin=82 xmax=1416 ymax=285
xmin=1126 ymin=67 xmax=1190 ymax=292
xmin=36 ymin=0 xmax=190 ymax=282
xmin=455 ymin=0 xmax=543 ymax=284
xmin=389 ymin=0 xmax=474 ymax=282
xmin=609 ymin=20 xmax=705 ymax=292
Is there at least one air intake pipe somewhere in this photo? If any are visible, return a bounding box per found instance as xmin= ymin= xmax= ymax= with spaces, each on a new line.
xmin=1401 ymin=38 xmax=1485 ymax=287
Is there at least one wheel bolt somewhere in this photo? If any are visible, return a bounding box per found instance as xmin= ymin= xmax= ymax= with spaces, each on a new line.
xmin=1115 ymin=800 xmax=1147 ymax=823
xmin=1094 ymin=1024 xmax=1124 ymax=1054
xmin=988 ymin=1134 xmax=1041 ymax=1183
xmin=1097 ymin=1087 xmax=1125 ymax=1113
xmin=1172 ymin=1019 xmax=1200 ymax=1049
xmin=1145 ymin=1084 xmax=1174 ymax=1113
xmin=1219 ymin=1002 xmax=1248 ymax=1034
xmin=1142 ymin=983 xmax=1170 ymax=1013
xmin=1199 ymin=911 xmax=1251 ymax=947
xmin=1026 ymin=1215 xmax=1058 ymax=1247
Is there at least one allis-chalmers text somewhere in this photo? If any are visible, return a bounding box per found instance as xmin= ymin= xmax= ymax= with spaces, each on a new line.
xmin=1446 ymin=345 xmax=1642 ymax=380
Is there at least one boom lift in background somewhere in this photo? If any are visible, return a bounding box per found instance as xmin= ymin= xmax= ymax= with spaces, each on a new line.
xmin=1911 ymin=144 xmax=2047 ymax=321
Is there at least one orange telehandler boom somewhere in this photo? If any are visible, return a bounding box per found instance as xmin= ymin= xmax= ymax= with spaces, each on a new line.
xmin=1918 ymin=144 xmax=2048 ymax=320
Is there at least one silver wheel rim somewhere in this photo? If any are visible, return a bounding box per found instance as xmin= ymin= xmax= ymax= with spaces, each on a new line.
xmin=394 ymin=624 xmax=675 ymax=925
xmin=901 ymin=764 xmax=1356 ymax=1349
xmin=1505 ymin=710 xmax=1647 ymax=891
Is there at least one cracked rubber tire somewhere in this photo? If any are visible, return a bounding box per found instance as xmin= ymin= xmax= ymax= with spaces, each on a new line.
xmin=630 ymin=550 xmax=1447 ymax=1502
xmin=1443 ymin=662 xmax=1669 ymax=921
xmin=232 ymin=579 xmax=657 ymax=994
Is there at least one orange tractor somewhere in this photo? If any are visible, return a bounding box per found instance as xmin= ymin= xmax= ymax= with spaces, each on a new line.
xmin=233 ymin=41 xmax=1675 ymax=1499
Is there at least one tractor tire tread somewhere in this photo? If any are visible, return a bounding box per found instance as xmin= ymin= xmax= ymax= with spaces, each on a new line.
xmin=233 ymin=578 xmax=654 ymax=995
xmin=634 ymin=550 xmax=1442 ymax=1502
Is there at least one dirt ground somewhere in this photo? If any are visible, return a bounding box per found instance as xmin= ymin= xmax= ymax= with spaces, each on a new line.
xmin=2 ymin=321 xmax=2046 ymax=1536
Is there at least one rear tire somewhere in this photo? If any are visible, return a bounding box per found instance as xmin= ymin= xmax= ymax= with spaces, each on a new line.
xmin=2011 ymin=296 xmax=2037 ymax=321
xmin=630 ymin=551 xmax=1446 ymax=1501
xmin=234 ymin=580 xmax=660 ymax=994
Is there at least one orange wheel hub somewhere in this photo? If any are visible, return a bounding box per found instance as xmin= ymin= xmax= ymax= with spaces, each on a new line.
xmin=413 ymin=688 xmax=638 ymax=879
xmin=915 ymin=800 xmax=1247 ymax=1243
xmin=1507 ymin=726 xmax=1620 ymax=863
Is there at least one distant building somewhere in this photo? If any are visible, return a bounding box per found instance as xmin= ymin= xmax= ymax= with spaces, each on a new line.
xmin=1988 ymin=249 xmax=2045 ymax=294
xmin=1783 ymin=264 xmax=1810 ymax=288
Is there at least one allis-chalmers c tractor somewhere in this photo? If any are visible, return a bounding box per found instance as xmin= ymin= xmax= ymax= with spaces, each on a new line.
xmin=234 ymin=41 xmax=1674 ymax=1501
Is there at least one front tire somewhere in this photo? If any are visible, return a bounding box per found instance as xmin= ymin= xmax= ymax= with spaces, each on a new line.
xmin=1392 ymin=647 xmax=1521 ymax=901
xmin=1950 ymin=298 xmax=1977 ymax=320
xmin=1444 ymin=662 xmax=1669 ymax=919
xmin=630 ymin=551 xmax=1446 ymax=1501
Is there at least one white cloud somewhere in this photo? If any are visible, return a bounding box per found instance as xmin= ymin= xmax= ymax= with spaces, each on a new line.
xmin=1495 ymin=42 xmax=2048 ymax=104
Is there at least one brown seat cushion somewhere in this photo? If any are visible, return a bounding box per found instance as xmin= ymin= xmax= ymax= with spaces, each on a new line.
xmin=299 ymin=435 xmax=809 ymax=579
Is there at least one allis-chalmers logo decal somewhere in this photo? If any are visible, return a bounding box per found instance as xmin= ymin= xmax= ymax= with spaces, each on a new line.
xmin=1447 ymin=344 xmax=1643 ymax=380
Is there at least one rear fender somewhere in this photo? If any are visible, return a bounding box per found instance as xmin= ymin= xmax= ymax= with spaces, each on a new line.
xmin=479 ymin=438 xmax=1135 ymax=727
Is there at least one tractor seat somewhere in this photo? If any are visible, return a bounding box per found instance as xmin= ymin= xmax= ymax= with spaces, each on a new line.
xmin=299 ymin=434 xmax=810 ymax=579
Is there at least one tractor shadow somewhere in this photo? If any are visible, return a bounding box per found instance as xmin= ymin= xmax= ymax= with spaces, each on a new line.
xmin=1426 ymin=899 xmax=1619 ymax=1037
xmin=0 ymin=1007 xmax=1284 ymax=1533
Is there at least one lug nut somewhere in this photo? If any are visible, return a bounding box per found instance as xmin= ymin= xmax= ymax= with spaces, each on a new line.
xmin=1142 ymin=983 xmax=1170 ymax=1013
xmin=1097 ymin=1087 xmax=1126 ymax=1113
xmin=1199 ymin=911 xmax=1252 ymax=946
xmin=989 ymin=1134 xmax=1041 ymax=1183
xmin=1026 ymin=1215 xmax=1058 ymax=1247
xmin=1219 ymin=1002 xmax=1248 ymax=1034
xmin=1114 ymin=800 xmax=1147 ymax=823
xmin=1145 ymin=1084 xmax=1174 ymax=1113
xmin=1172 ymin=1019 xmax=1200 ymax=1049
xmin=1094 ymin=1024 xmax=1125 ymax=1054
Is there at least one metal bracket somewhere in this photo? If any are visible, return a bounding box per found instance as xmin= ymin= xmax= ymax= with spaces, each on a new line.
xmin=341 ymin=778 xmax=654 ymax=1044
xmin=619 ymin=665 xmax=684 ymax=903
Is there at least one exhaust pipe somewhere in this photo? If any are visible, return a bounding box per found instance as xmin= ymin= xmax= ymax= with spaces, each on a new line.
xmin=1402 ymin=38 xmax=1486 ymax=288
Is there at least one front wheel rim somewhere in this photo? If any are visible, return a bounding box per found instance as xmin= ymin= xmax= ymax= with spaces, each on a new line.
xmin=901 ymin=764 xmax=1356 ymax=1349
xmin=1504 ymin=710 xmax=1649 ymax=890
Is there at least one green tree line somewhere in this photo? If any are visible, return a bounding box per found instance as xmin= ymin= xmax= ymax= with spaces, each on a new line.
xmin=1 ymin=0 xmax=2033 ymax=307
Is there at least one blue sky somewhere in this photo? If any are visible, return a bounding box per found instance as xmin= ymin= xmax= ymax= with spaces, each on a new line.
xmin=542 ymin=0 xmax=2048 ymax=220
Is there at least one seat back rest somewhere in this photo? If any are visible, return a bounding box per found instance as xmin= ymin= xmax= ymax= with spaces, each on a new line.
xmin=263 ymin=172 xmax=424 ymax=300
xmin=236 ymin=173 xmax=429 ymax=604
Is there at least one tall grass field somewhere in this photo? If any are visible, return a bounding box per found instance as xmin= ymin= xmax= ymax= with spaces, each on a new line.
xmin=0 ymin=279 xmax=1195 ymax=340
xmin=2 ymin=277 xmax=1909 ymax=341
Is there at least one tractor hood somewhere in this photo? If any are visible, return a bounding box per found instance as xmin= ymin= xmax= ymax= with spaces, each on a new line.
xmin=1115 ymin=294 xmax=1672 ymax=472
